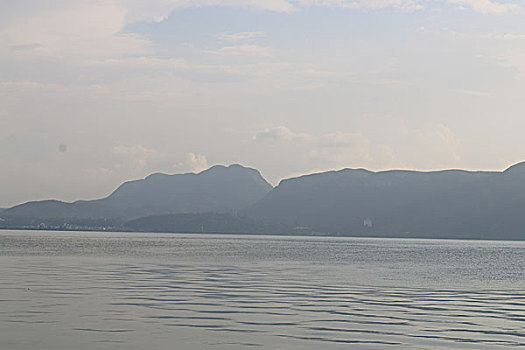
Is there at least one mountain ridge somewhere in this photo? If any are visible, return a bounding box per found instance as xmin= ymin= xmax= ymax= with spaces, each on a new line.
xmin=3 ymin=164 xmax=272 ymax=221
xmin=3 ymin=162 xmax=525 ymax=240
xmin=245 ymin=162 xmax=525 ymax=240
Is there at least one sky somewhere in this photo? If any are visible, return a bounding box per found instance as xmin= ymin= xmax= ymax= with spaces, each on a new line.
xmin=1 ymin=0 xmax=525 ymax=207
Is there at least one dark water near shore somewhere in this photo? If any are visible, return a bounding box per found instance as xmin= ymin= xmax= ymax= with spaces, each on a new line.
xmin=0 ymin=230 xmax=524 ymax=349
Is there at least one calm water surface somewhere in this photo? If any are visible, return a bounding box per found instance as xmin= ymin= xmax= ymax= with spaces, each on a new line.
xmin=0 ymin=230 xmax=524 ymax=349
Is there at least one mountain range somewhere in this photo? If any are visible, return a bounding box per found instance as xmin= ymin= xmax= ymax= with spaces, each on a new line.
xmin=2 ymin=162 xmax=525 ymax=240
xmin=2 ymin=164 xmax=271 ymax=223
xmin=245 ymin=162 xmax=525 ymax=240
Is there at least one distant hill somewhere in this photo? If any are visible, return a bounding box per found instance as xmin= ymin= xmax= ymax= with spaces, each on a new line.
xmin=4 ymin=162 xmax=525 ymax=240
xmin=245 ymin=162 xmax=525 ymax=240
xmin=124 ymin=213 xmax=293 ymax=235
xmin=2 ymin=164 xmax=272 ymax=222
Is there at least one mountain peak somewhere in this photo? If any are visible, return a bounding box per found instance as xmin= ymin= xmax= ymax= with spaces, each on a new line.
xmin=199 ymin=163 xmax=256 ymax=173
xmin=3 ymin=163 xmax=273 ymax=221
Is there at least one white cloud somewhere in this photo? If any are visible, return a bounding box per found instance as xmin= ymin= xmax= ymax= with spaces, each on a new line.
xmin=120 ymin=0 xmax=296 ymax=24
xmin=299 ymin=0 xmax=425 ymax=11
xmin=113 ymin=144 xmax=159 ymax=168
xmin=1 ymin=0 xmax=517 ymax=65
xmin=0 ymin=1 xmax=281 ymax=63
xmin=206 ymin=45 xmax=272 ymax=57
xmin=254 ymin=126 xmax=368 ymax=149
xmin=483 ymin=33 xmax=525 ymax=40
xmin=250 ymin=123 xmax=465 ymax=182
xmin=253 ymin=126 xmax=377 ymax=175
xmin=448 ymin=0 xmax=518 ymax=14
xmin=1 ymin=0 xmax=524 ymax=207
xmin=0 ymin=2 xmax=151 ymax=61
xmin=171 ymin=152 xmax=210 ymax=173
xmin=186 ymin=153 xmax=209 ymax=172
xmin=300 ymin=0 xmax=521 ymax=13
xmin=254 ymin=126 xmax=294 ymax=142
xmin=112 ymin=146 xmax=209 ymax=174
xmin=219 ymin=31 xmax=266 ymax=42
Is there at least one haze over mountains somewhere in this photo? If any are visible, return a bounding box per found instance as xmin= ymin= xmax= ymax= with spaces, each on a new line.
xmin=246 ymin=162 xmax=525 ymax=240
xmin=2 ymin=163 xmax=525 ymax=240
xmin=2 ymin=164 xmax=271 ymax=222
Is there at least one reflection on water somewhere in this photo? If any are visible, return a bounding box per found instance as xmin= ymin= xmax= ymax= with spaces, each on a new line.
xmin=0 ymin=231 xmax=524 ymax=349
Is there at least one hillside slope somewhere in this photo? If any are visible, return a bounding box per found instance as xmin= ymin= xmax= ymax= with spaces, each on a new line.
xmin=2 ymin=164 xmax=272 ymax=222
xmin=245 ymin=162 xmax=525 ymax=240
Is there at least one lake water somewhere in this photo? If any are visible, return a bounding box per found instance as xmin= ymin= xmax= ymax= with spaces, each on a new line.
xmin=0 ymin=230 xmax=524 ymax=349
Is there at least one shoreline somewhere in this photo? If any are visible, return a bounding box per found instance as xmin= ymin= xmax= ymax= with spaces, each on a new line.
xmin=1 ymin=227 xmax=524 ymax=242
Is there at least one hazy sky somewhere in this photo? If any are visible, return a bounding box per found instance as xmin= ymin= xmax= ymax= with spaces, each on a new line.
xmin=1 ymin=0 xmax=525 ymax=206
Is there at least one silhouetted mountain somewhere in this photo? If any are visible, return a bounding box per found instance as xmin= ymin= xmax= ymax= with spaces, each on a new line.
xmin=125 ymin=213 xmax=293 ymax=235
xmin=245 ymin=162 xmax=525 ymax=240
xmin=4 ymin=162 xmax=525 ymax=240
xmin=2 ymin=164 xmax=272 ymax=222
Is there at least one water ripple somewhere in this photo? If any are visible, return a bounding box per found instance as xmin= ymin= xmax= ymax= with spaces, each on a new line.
xmin=0 ymin=231 xmax=524 ymax=349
